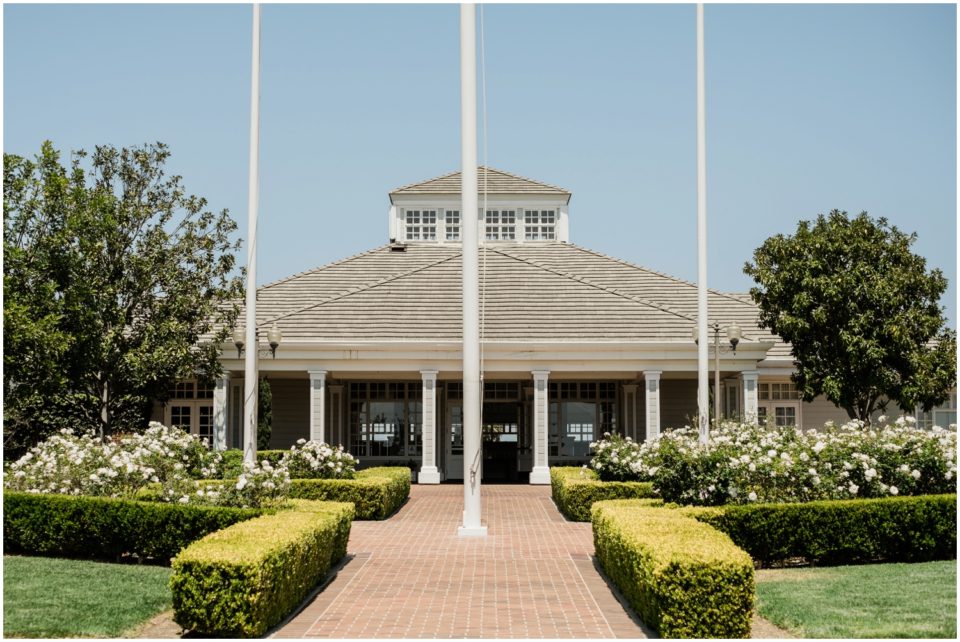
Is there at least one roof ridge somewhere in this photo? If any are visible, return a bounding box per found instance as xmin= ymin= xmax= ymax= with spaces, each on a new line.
xmin=264 ymin=251 xmax=462 ymax=323
xmin=258 ymin=244 xmax=392 ymax=291
xmin=389 ymin=166 xmax=571 ymax=195
xmin=488 ymin=246 xmax=696 ymax=323
xmin=565 ymin=242 xmax=761 ymax=308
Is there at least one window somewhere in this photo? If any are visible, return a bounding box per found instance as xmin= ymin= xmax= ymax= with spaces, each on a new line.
xmin=349 ymin=382 xmax=422 ymax=458
xmin=445 ymin=210 xmax=460 ymax=241
xmin=405 ymin=210 xmax=437 ymax=241
xmin=485 ymin=210 xmax=516 ymax=240
xmin=758 ymin=382 xmax=800 ymax=401
xmin=524 ymin=209 xmax=556 ymax=240
xmin=548 ymin=382 xmax=617 ymax=459
xmin=166 ymin=380 xmax=215 ymax=444
xmin=916 ymin=389 xmax=957 ymax=429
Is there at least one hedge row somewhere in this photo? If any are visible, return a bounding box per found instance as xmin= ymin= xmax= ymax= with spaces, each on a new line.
xmin=3 ymin=492 xmax=264 ymax=563
xmin=289 ymin=467 xmax=410 ymax=520
xmin=170 ymin=499 xmax=354 ymax=637
xmin=681 ymin=494 xmax=957 ymax=566
xmin=592 ymin=500 xmax=754 ymax=638
xmin=550 ymin=466 xmax=658 ymax=521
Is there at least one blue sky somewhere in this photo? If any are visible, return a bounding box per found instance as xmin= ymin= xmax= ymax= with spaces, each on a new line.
xmin=4 ymin=3 xmax=956 ymax=325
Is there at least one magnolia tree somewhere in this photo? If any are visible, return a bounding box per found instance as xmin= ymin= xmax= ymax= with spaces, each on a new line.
xmin=3 ymin=142 xmax=243 ymax=453
xmin=744 ymin=211 xmax=956 ymax=423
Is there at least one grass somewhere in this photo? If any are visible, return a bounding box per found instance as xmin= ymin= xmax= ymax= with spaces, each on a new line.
xmin=755 ymin=560 xmax=957 ymax=638
xmin=3 ymin=555 xmax=173 ymax=638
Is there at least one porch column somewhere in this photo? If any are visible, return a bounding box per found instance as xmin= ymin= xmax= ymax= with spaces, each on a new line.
xmin=644 ymin=370 xmax=661 ymax=441
xmin=308 ymin=370 xmax=327 ymax=442
xmin=741 ymin=371 xmax=759 ymax=422
xmin=622 ymin=383 xmax=639 ymax=441
xmin=530 ymin=370 xmax=551 ymax=484
xmin=419 ymin=370 xmax=441 ymax=484
xmin=213 ymin=372 xmax=230 ymax=451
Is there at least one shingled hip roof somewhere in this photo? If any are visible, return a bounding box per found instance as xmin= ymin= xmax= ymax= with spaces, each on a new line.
xmin=237 ymin=242 xmax=786 ymax=354
xmin=389 ymin=166 xmax=572 ymax=203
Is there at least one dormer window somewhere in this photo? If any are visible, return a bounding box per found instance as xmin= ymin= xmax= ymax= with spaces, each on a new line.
xmin=524 ymin=209 xmax=556 ymax=240
xmin=405 ymin=209 xmax=437 ymax=241
xmin=485 ymin=209 xmax=516 ymax=240
xmin=445 ymin=210 xmax=460 ymax=241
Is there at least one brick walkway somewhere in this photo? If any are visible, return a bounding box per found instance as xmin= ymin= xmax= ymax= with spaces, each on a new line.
xmin=273 ymin=484 xmax=652 ymax=639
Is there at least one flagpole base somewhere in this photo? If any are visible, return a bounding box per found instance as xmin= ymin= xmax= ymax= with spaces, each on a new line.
xmin=457 ymin=525 xmax=488 ymax=538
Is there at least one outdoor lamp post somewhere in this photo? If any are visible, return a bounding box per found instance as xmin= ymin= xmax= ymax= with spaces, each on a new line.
xmin=233 ymin=322 xmax=283 ymax=358
xmin=692 ymin=321 xmax=742 ymax=425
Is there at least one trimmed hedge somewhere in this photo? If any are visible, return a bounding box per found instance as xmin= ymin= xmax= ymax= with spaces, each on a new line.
xmin=3 ymin=492 xmax=263 ymax=562
xmin=681 ymin=494 xmax=957 ymax=566
xmin=592 ymin=499 xmax=754 ymax=638
xmin=170 ymin=499 xmax=353 ymax=637
xmin=550 ymin=466 xmax=658 ymax=521
xmin=288 ymin=467 xmax=410 ymax=520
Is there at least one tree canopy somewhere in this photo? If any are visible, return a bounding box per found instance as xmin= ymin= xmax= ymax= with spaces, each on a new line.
xmin=744 ymin=210 xmax=956 ymax=423
xmin=3 ymin=141 xmax=243 ymax=453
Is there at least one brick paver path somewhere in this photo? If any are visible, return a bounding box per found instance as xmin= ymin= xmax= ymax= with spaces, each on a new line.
xmin=273 ymin=484 xmax=652 ymax=638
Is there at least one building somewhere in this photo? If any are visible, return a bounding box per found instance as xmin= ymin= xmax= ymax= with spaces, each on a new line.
xmin=157 ymin=168 xmax=958 ymax=483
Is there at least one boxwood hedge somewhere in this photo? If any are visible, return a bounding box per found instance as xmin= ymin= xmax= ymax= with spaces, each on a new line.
xmin=170 ymin=499 xmax=354 ymax=637
xmin=3 ymin=492 xmax=264 ymax=563
xmin=288 ymin=467 xmax=410 ymax=520
xmin=592 ymin=499 xmax=754 ymax=638
xmin=681 ymin=493 xmax=957 ymax=566
xmin=550 ymin=466 xmax=658 ymax=521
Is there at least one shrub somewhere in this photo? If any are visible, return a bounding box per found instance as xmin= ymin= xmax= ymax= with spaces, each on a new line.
xmin=170 ymin=500 xmax=353 ymax=637
xmin=219 ymin=449 xmax=287 ymax=479
xmin=592 ymin=499 xmax=754 ymax=638
xmin=3 ymin=491 xmax=263 ymax=562
xmin=682 ymin=493 xmax=957 ymax=566
xmin=589 ymin=419 xmax=957 ymax=506
xmin=190 ymin=459 xmax=291 ymax=509
xmin=288 ymin=467 xmax=410 ymax=520
xmin=280 ymin=439 xmax=358 ymax=479
xmin=550 ymin=466 xmax=658 ymax=521
xmin=4 ymin=423 xmax=221 ymax=499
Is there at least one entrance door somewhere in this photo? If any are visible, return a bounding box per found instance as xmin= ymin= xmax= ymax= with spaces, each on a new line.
xmin=482 ymin=402 xmax=520 ymax=482
xmin=445 ymin=402 xmax=464 ymax=481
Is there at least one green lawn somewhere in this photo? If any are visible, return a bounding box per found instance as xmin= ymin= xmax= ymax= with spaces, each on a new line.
xmin=3 ymin=555 xmax=173 ymax=638
xmin=756 ymin=560 xmax=957 ymax=638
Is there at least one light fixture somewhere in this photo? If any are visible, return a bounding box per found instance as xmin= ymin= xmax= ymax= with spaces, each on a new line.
xmin=232 ymin=323 xmax=282 ymax=359
xmin=727 ymin=322 xmax=742 ymax=353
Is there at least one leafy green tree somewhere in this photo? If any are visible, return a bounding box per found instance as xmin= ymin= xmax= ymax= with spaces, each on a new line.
xmin=4 ymin=141 xmax=243 ymax=452
xmin=744 ymin=210 xmax=956 ymax=423
xmin=257 ymin=377 xmax=272 ymax=451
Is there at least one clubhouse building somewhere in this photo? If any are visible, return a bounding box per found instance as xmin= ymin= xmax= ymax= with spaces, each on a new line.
xmin=157 ymin=168 xmax=957 ymax=483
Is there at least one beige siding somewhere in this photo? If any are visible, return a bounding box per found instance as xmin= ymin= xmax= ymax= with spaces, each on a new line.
xmin=268 ymin=379 xmax=309 ymax=449
xmin=801 ymin=396 xmax=850 ymax=428
xmin=660 ymin=379 xmax=698 ymax=430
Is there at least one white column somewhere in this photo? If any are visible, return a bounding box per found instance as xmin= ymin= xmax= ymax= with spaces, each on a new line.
xmin=308 ymin=370 xmax=327 ymax=443
xmin=741 ymin=371 xmax=759 ymax=423
xmin=420 ymin=370 xmax=441 ymax=484
xmin=530 ymin=370 xmax=551 ymax=484
xmin=644 ymin=371 xmax=662 ymax=441
xmin=213 ymin=372 xmax=230 ymax=451
xmin=622 ymin=383 xmax=639 ymax=441
xmin=695 ymin=3 xmax=710 ymax=443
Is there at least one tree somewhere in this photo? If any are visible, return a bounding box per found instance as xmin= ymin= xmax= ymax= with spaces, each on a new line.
xmin=4 ymin=141 xmax=243 ymax=452
xmin=744 ymin=210 xmax=956 ymax=423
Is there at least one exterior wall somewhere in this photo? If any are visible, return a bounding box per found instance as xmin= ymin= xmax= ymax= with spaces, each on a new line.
xmin=660 ymin=379 xmax=698 ymax=430
xmin=268 ymin=378 xmax=309 ymax=449
xmin=150 ymin=401 xmax=165 ymax=423
xmin=801 ymin=396 xmax=850 ymax=428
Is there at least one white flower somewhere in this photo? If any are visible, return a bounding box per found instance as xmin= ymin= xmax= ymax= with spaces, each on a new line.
xmin=848 ymin=483 xmax=859 ymax=495
xmin=748 ymin=491 xmax=758 ymax=501
xmin=889 ymin=485 xmax=899 ymax=495
xmin=178 ymin=496 xmax=190 ymax=504
xmin=911 ymin=469 xmax=921 ymax=480
xmin=236 ymin=476 xmax=248 ymax=491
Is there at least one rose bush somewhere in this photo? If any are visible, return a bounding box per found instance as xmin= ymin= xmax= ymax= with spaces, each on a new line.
xmin=4 ymin=422 xmax=288 ymax=509
xmin=281 ymin=439 xmax=357 ymax=479
xmin=589 ymin=417 xmax=957 ymax=506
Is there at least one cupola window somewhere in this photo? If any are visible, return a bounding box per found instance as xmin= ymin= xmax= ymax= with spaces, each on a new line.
xmin=404 ymin=210 xmax=437 ymax=241
xmin=445 ymin=210 xmax=461 ymax=241
xmin=485 ymin=209 xmax=516 ymax=240
xmin=524 ymin=209 xmax=556 ymax=240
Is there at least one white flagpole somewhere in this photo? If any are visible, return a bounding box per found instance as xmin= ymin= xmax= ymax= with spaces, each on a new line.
xmin=243 ymin=3 xmax=262 ymax=465
xmin=696 ymin=3 xmax=710 ymax=443
xmin=458 ymin=2 xmax=486 ymax=538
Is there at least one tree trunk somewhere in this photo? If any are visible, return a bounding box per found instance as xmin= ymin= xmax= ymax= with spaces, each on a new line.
xmin=100 ymin=378 xmax=111 ymax=441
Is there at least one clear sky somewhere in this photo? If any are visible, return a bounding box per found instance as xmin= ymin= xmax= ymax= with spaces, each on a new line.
xmin=4 ymin=2 xmax=957 ymax=325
